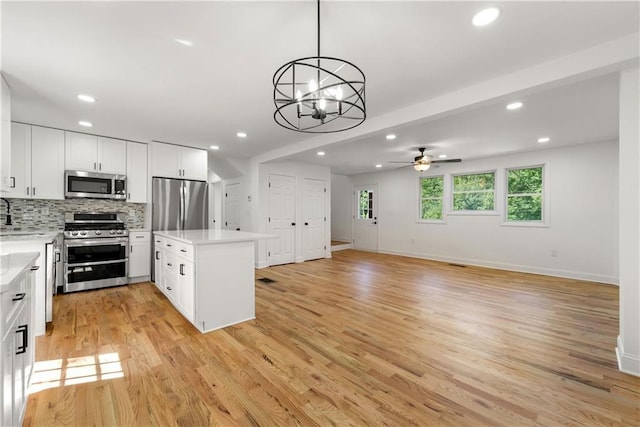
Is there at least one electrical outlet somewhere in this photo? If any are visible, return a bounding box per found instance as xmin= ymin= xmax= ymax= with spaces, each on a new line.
xmin=551 ymin=249 xmax=558 ymax=257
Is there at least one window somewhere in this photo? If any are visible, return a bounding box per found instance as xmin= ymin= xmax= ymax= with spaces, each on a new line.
xmin=358 ymin=189 xmax=373 ymax=219
xmin=506 ymin=166 xmax=543 ymax=222
xmin=420 ymin=176 xmax=444 ymax=220
xmin=452 ymin=171 xmax=495 ymax=212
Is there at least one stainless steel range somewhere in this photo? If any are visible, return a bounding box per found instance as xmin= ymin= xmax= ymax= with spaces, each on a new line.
xmin=63 ymin=212 xmax=129 ymax=293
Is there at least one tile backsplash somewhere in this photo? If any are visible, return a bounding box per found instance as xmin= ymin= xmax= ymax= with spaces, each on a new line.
xmin=0 ymin=198 xmax=146 ymax=231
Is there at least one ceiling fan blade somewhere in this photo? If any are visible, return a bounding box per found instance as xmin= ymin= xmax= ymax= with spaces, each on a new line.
xmin=395 ymin=164 xmax=413 ymax=169
xmin=431 ymin=158 xmax=462 ymax=163
xmin=388 ymin=161 xmax=414 ymax=164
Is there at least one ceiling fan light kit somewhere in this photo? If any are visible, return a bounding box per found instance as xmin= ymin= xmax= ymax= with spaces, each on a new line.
xmin=273 ymin=0 xmax=366 ymax=133
xmin=389 ymin=147 xmax=462 ymax=172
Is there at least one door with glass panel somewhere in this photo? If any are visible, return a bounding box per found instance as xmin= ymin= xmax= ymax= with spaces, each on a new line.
xmin=353 ymin=185 xmax=378 ymax=251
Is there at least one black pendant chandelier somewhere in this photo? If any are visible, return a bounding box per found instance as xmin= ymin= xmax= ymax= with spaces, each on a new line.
xmin=273 ymin=0 xmax=366 ymax=133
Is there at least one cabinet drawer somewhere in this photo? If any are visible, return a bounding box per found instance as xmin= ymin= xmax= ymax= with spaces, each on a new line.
xmin=175 ymin=243 xmax=194 ymax=261
xmin=164 ymin=274 xmax=178 ymax=301
xmin=164 ymin=239 xmax=177 ymax=253
xmin=130 ymin=231 xmax=151 ymax=242
xmin=1 ymin=276 xmax=27 ymax=336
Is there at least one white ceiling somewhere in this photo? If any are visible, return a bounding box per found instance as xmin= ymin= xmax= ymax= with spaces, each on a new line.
xmin=2 ymin=1 xmax=638 ymax=176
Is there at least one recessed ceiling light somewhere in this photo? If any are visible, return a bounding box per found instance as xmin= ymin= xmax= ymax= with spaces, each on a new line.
xmin=375 ymin=164 xmax=382 ymax=168
xmin=236 ymin=132 xmax=247 ymax=138
xmin=537 ymin=137 xmax=551 ymax=143
xmin=78 ymin=121 xmax=93 ymax=127
xmin=472 ymin=7 xmax=501 ymax=27
xmin=77 ymin=94 xmax=95 ymax=103
xmin=174 ymin=39 xmax=193 ymax=47
xmin=438 ymin=154 xmax=447 ymax=159
xmin=317 ymin=151 xmax=325 ymax=156
xmin=386 ymin=134 xmax=396 ymax=140
xmin=506 ymin=102 xmax=523 ymax=110
xmin=210 ymin=145 xmax=220 ymax=150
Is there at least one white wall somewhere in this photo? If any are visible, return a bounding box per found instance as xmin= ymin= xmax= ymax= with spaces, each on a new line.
xmin=331 ymin=174 xmax=353 ymax=242
xmin=347 ymin=140 xmax=618 ymax=283
xmin=256 ymin=161 xmax=331 ymax=267
xmin=617 ymin=66 xmax=640 ymax=376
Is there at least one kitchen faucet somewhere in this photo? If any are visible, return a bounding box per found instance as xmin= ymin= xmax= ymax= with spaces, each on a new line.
xmin=1 ymin=197 xmax=12 ymax=225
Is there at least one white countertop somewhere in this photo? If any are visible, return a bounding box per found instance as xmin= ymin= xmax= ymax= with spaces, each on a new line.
xmin=154 ymin=229 xmax=276 ymax=245
xmin=0 ymin=252 xmax=40 ymax=292
xmin=0 ymin=231 xmax=59 ymax=247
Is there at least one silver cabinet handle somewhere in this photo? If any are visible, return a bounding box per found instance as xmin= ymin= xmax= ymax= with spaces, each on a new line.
xmin=9 ymin=177 xmax=15 ymax=188
xmin=32 ymin=187 xmax=36 ymax=196
xmin=16 ymin=325 xmax=28 ymax=355
xmin=99 ymin=162 xmax=102 ymax=171
xmin=166 ymin=286 xmax=172 ymax=291
xmin=94 ymin=162 xmax=97 ymax=170
xmin=26 ymin=187 xmax=29 ymax=196
xmin=179 ymin=264 xmax=185 ymax=275
xmin=130 ymin=245 xmax=133 ymax=253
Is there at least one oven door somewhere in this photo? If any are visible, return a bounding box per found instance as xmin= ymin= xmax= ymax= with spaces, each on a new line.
xmin=64 ymin=238 xmax=129 ymax=292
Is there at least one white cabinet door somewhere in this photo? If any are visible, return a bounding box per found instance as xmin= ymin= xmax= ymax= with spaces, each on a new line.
xmin=128 ymin=231 xmax=150 ymax=278
xmin=97 ymin=137 xmax=126 ymax=174
xmin=126 ymin=141 xmax=147 ymax=203
xmin=5 ymin=123 xmax=30 ymax=198
xmin=1 ymin=327 xmax=14 ymax=427
xmin=180 ymin=147 xmax=207 ymax=181
xmin=65 ymin=131 xmax=98 ymax=171
xmin=177 ymin=260 xmax=194 ymax=321
xmin=31 ymin=126 xmax=65 ymax=200
xmin=152 ymin=143 xmax=181 ymax=179
xmin=153 ymin=237 xmax=164 ymax=291
xmin=1 ymin=74 xmax=12 ymax=192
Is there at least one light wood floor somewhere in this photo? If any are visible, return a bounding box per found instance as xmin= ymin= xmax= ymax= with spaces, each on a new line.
xmin=25 ymin=250 xmax=639 ymax=426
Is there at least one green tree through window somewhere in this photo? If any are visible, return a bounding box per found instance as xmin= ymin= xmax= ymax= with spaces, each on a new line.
xmin=420 ymin=176 xmax=444 ymax=220
xmin=506 ymin=166 xmax=543 ymax=221
xmin=452 ymin=172 xmax=495 ymax=211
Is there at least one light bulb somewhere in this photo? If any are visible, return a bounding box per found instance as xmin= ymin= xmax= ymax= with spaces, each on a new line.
xmin=295 ymin=90 xmax=302 ymax=101
xmin=319 ymin=98 xmax=326 ymax=110
xmin=336 ymin=86 xmax=343 ymax=101
xmin=309 ymin=79 xmax=318 ymax=92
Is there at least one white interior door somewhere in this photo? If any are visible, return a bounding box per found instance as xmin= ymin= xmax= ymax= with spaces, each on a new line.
xmin=302 ymin=178 xmax=326 ymax=261
xmin=353 ymin=185 xmax=378 ymax=251
xmin=268 ymin=174 xmax=296 ymax=265
xmin=225 ymin=183 xmax=241 ymax=230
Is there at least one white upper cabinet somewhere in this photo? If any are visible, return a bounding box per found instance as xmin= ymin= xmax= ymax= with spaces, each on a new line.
xmin=65 ymin=132 xmax=126 ymax=174
xmin=1 ymin=74 xmax=12 ymax=192
xmin=98 ymin=137 xmax=127 ymax=174
xmin=126 ymin=141 xmax=148 ymax=203
xmin=152 ymin=142 xmax=207 ymax=181
xmin=180 ymin=146 xmax=208 ymax=181
xmin=6 ymin=123 xmax=64 ymax=200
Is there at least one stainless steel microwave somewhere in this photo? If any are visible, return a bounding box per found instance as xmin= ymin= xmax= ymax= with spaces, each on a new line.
xmin=65 ymin=170 xmax=127 ymax=200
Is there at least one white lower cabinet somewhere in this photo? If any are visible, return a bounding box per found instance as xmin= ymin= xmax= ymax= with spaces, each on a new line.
xmin=153 ymin=236 xmax=164 ymax=292
xmin=1 ymin=255 xmax=37 ymax=427
xmin=177 ymin=260 xmax=194 ymax=321
xmin=128 ymin=231 xmax=151 ymax=281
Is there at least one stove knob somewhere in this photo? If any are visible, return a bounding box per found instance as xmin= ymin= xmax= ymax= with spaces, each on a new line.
xmin=80 ymin=231 xmax=87 ymax=236
xmin=95 ymin=230 xmax=102 ymax=236
xmin=71 ymin=231 xmax=78 ymax=236
xmin=116 ymin=230 xmax=123 ymax=235
xmin=110 ymin=230 xmax=116 ymax=235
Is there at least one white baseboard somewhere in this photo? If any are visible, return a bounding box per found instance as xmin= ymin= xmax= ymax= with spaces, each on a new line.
xmin=331 ymin=243 xmax=352 ymax=251
xmin=255 ymin=260 xmax=269 ymax=269
xmin=617 ymin=335 xmax=640 ymax=376
xmin=376 ymin=248 xmax=619 ymax=285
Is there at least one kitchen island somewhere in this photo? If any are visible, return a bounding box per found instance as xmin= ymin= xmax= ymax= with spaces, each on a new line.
xmin=153 ymin=229 xmax=274 ymax=333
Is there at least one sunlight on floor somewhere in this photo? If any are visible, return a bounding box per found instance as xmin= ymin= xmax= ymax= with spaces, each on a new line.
xmin=29 ymin=352 xmax=124 ymax=393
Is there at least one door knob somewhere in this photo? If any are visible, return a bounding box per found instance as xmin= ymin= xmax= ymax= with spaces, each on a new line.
xmin=304 ymin=222 xmax=309 ymax=226
xmin=373 ymin=221 xmax=377 ymax=225
xmin=291 ymin=222 xmax=296 ymax=226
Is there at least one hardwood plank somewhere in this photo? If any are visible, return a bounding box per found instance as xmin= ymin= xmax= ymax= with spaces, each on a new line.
xmin=25 ymin=250 xmax=639 ymax=426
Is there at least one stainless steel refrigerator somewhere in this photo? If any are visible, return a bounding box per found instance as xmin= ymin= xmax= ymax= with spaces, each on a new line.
xmin=152 ymin=177 xmax=208 ymax=280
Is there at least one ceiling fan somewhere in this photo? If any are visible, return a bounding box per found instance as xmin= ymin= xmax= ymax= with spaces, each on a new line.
xmin=389 ymin=147 xmax=462 ymax=171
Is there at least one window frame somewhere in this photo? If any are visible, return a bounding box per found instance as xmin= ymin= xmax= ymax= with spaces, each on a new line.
xmin=449 ymin=169 xmax=498 ymax=216
xmin=502 ymin=163 xmax=549 ymax=228
xmin=417 ymin=174 xmax=446 ymax=224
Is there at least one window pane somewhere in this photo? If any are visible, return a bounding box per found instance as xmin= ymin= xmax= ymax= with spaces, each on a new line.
xmin=421 ymin=199 xmax=443 ymax=220
xmin=421 ymin=177 xmax=443 ymax=197
xmin=453 ymin=191 xmax=495 ymax=211
xmin=507 ymin=195 xmax=542 ymax=221
xmin=508 ymin=167 xmax=542 ymax=194
xmin=453 ymin=173 xmax=494 ymax=191
xmin=359 ymin=191 xmax=368 ymax=219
